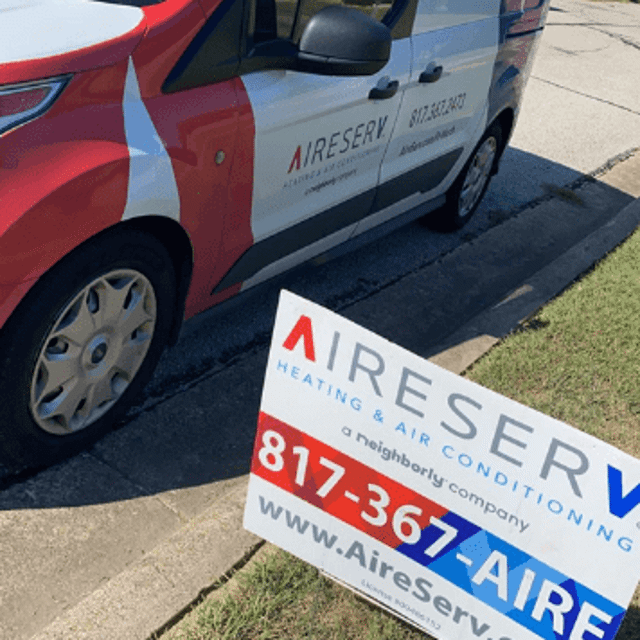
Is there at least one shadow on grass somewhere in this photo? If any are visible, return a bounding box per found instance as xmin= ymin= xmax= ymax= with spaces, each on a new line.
xmin=616 ymin=606 xmax=640 ymax=640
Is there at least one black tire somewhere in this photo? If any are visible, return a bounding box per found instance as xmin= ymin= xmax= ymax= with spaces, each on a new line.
xmin=437 ymin=122 xmax=502 ymax=231
xmin=0 ymin=229 xmax=176 ymax=471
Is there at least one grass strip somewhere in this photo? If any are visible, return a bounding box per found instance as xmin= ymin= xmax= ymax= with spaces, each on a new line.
xmin=161 ymin=546 xmax=428 ymax=640
xmin=162 ymin=227 xmax=640 ymax=640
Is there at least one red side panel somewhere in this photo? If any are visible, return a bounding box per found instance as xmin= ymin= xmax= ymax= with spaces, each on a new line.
xmin=143 ymin=75 xmax=256 ymax=319
xmin=127 ymin=0 xmax=256 ymax=316
xmin=135 ymin=0 xmax=207 ymax=98
xmin=190 ymin=76 xmax=257 ymax=315
xmin=143 ymin=78 xmax=238 ymax=314
xmin=0 ymin=63 xmax=130 ymax=283
xmin=133 ymin=0 xmax=256 ymax=319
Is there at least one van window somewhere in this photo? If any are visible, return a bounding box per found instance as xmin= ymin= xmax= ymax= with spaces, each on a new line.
xmin=252 ymin=0 xmax=394 ymax=44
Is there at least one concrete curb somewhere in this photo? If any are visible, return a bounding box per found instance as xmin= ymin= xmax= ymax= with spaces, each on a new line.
xmin=429 ymin=194 xmax=640 ymax=374
xmin=31 ymin=191 xmax=639 ymax=640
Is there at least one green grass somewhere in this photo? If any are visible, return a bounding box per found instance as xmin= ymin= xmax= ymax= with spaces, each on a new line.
xmin=161 ymin=228 xmax=640 ymax=639
xmin=466 ymin=227 xmax=640 ymax=457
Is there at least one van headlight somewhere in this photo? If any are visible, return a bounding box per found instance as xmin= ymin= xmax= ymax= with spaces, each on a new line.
xmin=0 ymin=76 xmax=70 ymax=136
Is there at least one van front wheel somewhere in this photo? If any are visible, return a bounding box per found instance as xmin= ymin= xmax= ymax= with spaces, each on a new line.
xmin=0 ymin=229 xmax=176 ymax=470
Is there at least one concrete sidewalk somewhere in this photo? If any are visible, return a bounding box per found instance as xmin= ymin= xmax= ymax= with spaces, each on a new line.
xmin=1 ymin=1 xmax=639 ymax=639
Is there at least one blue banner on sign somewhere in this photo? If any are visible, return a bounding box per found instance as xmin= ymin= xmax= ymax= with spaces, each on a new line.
xmin=397 ymin=512 xmax=625 ymax=640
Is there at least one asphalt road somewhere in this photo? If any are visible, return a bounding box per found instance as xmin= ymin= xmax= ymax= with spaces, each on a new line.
xmin=1 ymin=0 xmax=640 ymax=638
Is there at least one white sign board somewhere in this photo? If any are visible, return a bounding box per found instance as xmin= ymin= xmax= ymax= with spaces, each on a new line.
xmin=244 ymin=290 xmax=640 ymax=640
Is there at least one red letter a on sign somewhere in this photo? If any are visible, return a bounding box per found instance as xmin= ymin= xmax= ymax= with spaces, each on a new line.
xmin=282 ymin=315 xmax=316 ymax=362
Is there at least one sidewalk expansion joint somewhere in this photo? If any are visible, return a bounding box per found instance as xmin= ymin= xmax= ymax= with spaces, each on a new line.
xmin=588 ymin=25 xmax=640 ymax=52
xmin=530 ymin=76 xmax=640 ymax=116
xmin=86 ymin=450 xmax=187 ymax=521
xmin=549 ymin=22 xmax=640 ymax=28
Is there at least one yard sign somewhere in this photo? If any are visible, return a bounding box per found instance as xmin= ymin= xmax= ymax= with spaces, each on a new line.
xmin=244 ymin=290 xmax=640 ymax=640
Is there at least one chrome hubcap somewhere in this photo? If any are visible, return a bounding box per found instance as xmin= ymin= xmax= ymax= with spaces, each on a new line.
xmin=30 ymin=269 xmax=157 ymax=435
xmin=458 ymin=136 xmax=497 ymax=219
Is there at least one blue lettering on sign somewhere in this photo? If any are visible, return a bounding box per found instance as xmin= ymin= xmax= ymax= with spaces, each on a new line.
xmin=275 ymin=359 xmax=363 ymax=414
xmin=440 ymin=444 xmax=636 ymax=552
xmin=608 ymin=465 xmax=640 ymax=519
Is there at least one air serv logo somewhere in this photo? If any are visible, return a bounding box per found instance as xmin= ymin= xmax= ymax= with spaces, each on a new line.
xmin=245 ymin=291 xmax=640 ymax=640
xmin=279 ymin=312 xmax=640 ymax=530
xmin=287 ymin=116 xmax=389 ymax=173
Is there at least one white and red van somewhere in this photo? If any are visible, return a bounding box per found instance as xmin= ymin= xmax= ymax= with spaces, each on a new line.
xmin=0 ymin=0 xmax=548 ymax=466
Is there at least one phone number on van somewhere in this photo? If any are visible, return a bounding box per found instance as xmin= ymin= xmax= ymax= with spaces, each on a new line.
xmin=409 ymin=93 xmax=466 ymax=128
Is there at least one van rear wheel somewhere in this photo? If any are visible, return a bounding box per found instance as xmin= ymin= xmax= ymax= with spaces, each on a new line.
xmin=439 ymin=122 xmax=502 ymax=230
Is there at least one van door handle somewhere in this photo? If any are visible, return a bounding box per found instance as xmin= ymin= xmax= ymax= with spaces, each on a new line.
xmin=369 ymin=79 xmax=399 ymax=100
xmin=419 ymin=65 xmax=443 ymax=83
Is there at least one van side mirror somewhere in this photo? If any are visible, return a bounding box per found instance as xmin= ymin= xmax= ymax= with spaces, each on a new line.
xmin=296 ymin=5 xmax=391 ymax=76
